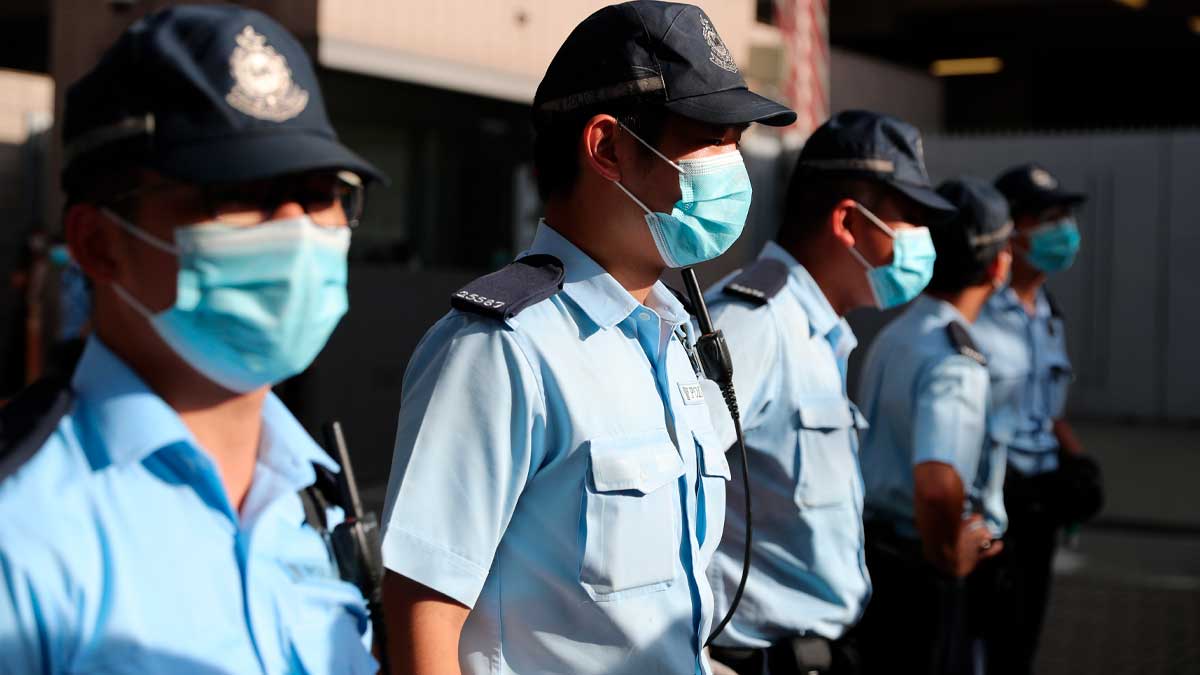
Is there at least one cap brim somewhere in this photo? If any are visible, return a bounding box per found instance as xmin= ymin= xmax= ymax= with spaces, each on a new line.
xmin=156 ymin=131 xmax=388 ymax=186
xmin=664 ymin=87 xmax=797 ymax=127
xmin=890 ymin=180 xmax=959 ymax=217
xmin=1032 ymin=190 xmax=1087 ymax=212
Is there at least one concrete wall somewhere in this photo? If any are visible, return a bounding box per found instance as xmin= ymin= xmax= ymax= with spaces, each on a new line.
xmin=318 ymin=0 xmax=767 ymax=104
xmin=829 ymin=46 xmax=944 ymax=131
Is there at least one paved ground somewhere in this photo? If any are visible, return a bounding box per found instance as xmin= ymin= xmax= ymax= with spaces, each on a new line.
xmin=1033 ymin=421 xmax=1200 ymax=675
xmin=1040 ymin=572 xmax=1200 ymax=675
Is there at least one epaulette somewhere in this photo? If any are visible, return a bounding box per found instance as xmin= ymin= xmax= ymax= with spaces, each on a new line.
xmin=450 ymin=254 xmax=565 ymax=321
xmin=722 ymin=258 xmax=789 ymax=306
xmin=946 ymin=322 xmax=987 ymax=366
xmin=0 ymin=376 xmax=74 ymax=481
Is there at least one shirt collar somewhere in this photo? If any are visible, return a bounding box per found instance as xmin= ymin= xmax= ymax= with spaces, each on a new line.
xmin=257 ymin=393 xmax=339 ymax=485
xmin=915 ymin=294 xmax=975 ymax=330
xmin=72 ymin=337 xmax=336 ymax=481
xmin=72 ymin=337 xmax=194 ymax=466
xmin=990 ymin=285 xmax=1052 ymax=319
xmin=529 ymin=220 xmax=687 ymax=331
xmin=759 ymin=241 xmax=856 ymax=353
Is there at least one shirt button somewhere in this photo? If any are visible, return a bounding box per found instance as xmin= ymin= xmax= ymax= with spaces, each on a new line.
xmin=638 ymin=311 xmax=652 ymax=321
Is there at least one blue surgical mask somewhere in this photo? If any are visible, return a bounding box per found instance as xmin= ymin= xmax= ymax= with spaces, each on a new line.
xmin=48 ymin=244 xmax=71 ymax=267
xmin=1024 ymin=217 xmax=1080 ymax=273
xmin=612 ymin=123 xmax=752 ymax=268
xmin=847 ymin=202 xmax=937 ymax=309
xmin=103 ymin=209 xmax=349 ymax=392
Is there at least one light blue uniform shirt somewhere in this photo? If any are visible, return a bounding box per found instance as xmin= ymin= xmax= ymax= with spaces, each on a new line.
xmin=0 ymin=338 xmax=375 ymax=675
xmin=857 ymin=295 xmax=1007 ymax=538
xmin=382 ymin=222 xmax=729 ymax=675
xmin=973 ymin=287 xmax=1072 ymax=475
xmin=704 ymin=242 xmax=870 ymax=646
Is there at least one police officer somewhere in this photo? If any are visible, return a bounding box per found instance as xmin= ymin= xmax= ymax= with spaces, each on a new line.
xmin=0 ymin=6 xmax=385 ymax=674
xmin=703 ymin=110 xmax=955 ymax=675
xmin=379 ymin=3 xmax=794 ymax=674
xmin=854 ymin=177 xmax=1014 ymax=674
xmin=971 ymin=164 xmax=1102 ymax=675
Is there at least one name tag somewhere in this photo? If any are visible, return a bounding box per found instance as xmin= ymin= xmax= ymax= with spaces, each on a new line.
xmin=678 ymin=382 xmax=705 ymax=405
xmin=282 ymin=561 xmax=336 ymax=583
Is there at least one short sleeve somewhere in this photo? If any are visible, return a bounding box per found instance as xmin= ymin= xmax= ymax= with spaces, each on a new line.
xmin=911 ymin=356 xmax=991 ymax=485
xmin=380 ymin=315 xmax=547 ymax=608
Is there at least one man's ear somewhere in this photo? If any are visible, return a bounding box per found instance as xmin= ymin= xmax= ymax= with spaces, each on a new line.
xmin=65 ymin=203 xmax=120 ymax=284
xmin=829 ymin=198 xmax=859 ymax=249
xmin=987 ymin=248 xmax=1013 ymax=288
xmin=580 ymin=114 xmax=623 ymax=183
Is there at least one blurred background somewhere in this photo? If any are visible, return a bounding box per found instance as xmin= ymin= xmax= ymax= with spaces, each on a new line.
xmin=0 ymin=1 xmax=1196 ymax=672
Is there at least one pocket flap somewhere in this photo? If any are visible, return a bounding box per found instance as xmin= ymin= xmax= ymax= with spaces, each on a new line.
xmin=694 ymin=429 xmax=731 ymax=480
xmin=795 ymin=400 xmax=854 ymax=430
xmin=589 ymin=431 xmax=685 ymax=494
xmin=1049 ymin=362 xmax=1074 ymax=378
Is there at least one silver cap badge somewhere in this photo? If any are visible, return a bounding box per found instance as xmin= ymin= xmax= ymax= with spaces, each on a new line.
xmin=700 ymin=16 xmax=739 ymax=74
xmin=1030 ymin=167 xmax=1058 ymax=190
xmin=225 ymin=26 xmax=309 ymax=122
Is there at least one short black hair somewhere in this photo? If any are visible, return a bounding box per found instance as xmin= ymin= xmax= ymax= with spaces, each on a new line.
xmin=63 ymin=162 xmax=146 ymax=220
xmin=926 ymin=221 xmax=1003 ymax=293
xmin=777 ymin=171 xmax=884 ymax=248
xmin=532 ymin=100 xmax=669 ymax=202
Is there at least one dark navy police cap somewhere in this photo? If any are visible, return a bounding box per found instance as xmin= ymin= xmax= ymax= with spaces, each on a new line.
xmin=994 ymin=163 xmax=1085 ymax=218
xmin=533 ymin=1 xmax=795 ymax=127
xmin=936 ymin=176 xmax=1013 ymax=261
xmin=62 ymin=4 xmax=384 ymax=192
xmin=796 ymin=110 xmax=956 ymax=215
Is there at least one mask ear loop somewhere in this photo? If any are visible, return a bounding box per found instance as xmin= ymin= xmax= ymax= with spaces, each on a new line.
xmin=610 ymin=120 xmax=680 ymax=215
xmin=611 ymin=180 xmax=654 ymax=216
xmin=617 ymin=120 xmax=683 ymax=173
xmin=851 ymin=201 xmax=898 ymax=237
xmin=99 ymin=207 xmax=181 ymax=320
xmin=844 ymin=201 xmax=888 ymax=271
xmin=100 ymin=207 xmax=181 ymax=256
xmin=109 ymin=281 xmax=162 ymax=321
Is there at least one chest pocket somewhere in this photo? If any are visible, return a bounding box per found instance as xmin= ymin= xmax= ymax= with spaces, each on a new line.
xmin=580 ymin=430 xmax=686 ymax=601
xmin=1045 ymin=361 xmax=1073 ymax=420
xmin=794 ymin=400 xmax=864 ymax=509
xmin=285 ymin=561 xmax=377 ymax=674
xmin=1043 ymin=318 xmax=1073 ymax=419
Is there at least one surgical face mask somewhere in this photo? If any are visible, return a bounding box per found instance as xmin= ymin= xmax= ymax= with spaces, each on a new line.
xmin=612 ymin=123 xmax=752 ymax=268
xmin=103 ymin=209 xmax=350 ymax=392
xmin=1023 ymin=217 xmax=1080 ymax=273
xmin=48 ymin=244 xmax=71 ymax=267
xmin=846 ymin=202 xmax=937 ymax=309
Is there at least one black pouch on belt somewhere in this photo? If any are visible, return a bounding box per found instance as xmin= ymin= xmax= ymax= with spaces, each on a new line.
xmin=768 ymin=635 xmax=835 ymax=674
